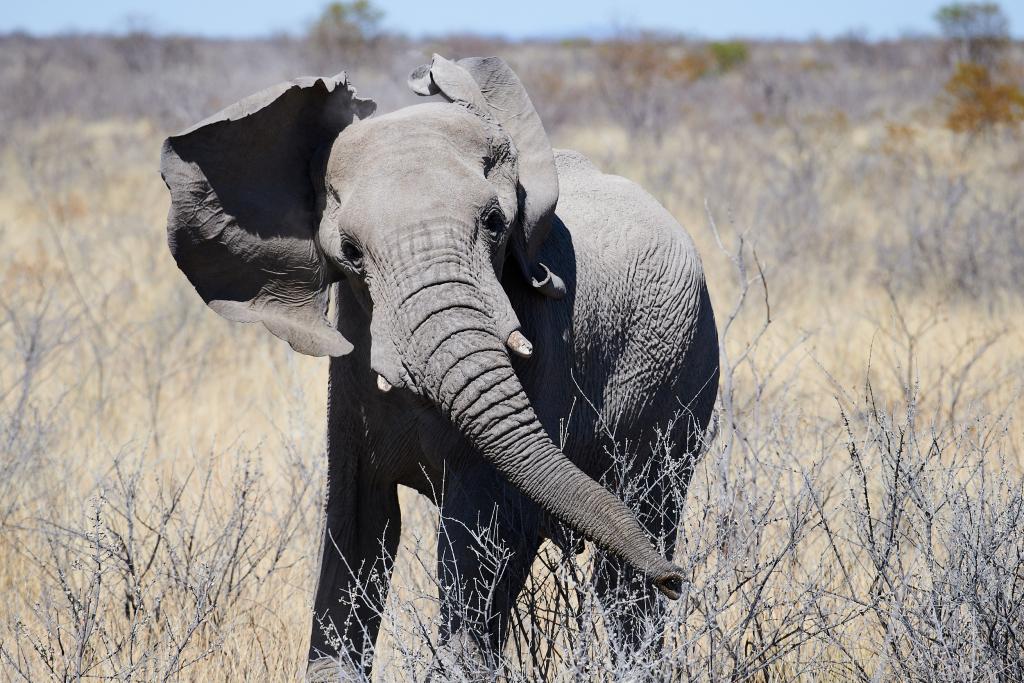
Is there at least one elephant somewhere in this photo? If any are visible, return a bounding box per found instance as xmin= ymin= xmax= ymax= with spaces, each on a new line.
xmin=160 ymin=55 xmax=719 ymax=679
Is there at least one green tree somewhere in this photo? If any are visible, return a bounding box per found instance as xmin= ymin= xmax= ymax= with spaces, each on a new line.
xmin=708 ymin=41 xmax=749 ymax=73
xmin=934 ymin=3 xmax=1009 ymax=66
xmin=309 ymin=1 xmax=384 ymax=63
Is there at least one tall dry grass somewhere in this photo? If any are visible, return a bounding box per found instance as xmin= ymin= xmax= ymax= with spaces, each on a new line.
xmin=1 ymin=33 xmax=1022 ymax=681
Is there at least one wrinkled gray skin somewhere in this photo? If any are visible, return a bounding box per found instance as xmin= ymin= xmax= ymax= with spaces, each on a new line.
xmin=161 ymin=56 xmax=718 ymax=679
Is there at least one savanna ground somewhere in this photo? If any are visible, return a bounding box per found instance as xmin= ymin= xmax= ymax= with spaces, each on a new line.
xmin=1 ymin=14 xmax=1024 ymax=681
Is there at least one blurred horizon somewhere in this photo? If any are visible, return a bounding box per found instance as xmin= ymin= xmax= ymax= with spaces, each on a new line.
xmin=5 ymin=0 xmax=1024 ymax=41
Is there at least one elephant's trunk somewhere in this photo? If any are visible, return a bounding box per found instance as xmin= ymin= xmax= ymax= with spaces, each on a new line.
xmin=394 ymin=272 xmax=683 ymax=597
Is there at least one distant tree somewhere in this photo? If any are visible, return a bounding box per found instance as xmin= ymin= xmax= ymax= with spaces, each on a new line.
xmin=934 ymin=3 xmax=1009 ymax=66
xmin=708 ymin=41 xmax=749 ymax=73
xmin=309 ymin=0 xmax=384 ymax=66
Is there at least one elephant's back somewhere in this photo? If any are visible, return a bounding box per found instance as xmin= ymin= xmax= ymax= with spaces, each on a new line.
xmin=551 ymin=149 xmax=704 ymax=280
xmin=551 ymin=147 xmax=707 ymax=316
xmin=547 ymin=149 xmax=717 ymax=439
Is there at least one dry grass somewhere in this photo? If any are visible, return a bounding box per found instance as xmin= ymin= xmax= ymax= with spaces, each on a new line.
xmin=1 ymin=33 xmax=1022 ymax=681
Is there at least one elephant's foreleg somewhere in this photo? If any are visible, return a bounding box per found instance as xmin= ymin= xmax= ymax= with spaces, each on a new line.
xmin=308 ymin=474 xmax=401 ymax=676
xmin=592 ymin=549 xmax=672 ymax=663
xmin=592 ymin=443 xmax=686 ymax=667
xmin=434 ymin=462 xmax=542 ymax=673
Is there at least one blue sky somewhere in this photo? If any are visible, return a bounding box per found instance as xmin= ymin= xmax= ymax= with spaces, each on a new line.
xmin=5 ymin=0 xmax=1024 ymax=39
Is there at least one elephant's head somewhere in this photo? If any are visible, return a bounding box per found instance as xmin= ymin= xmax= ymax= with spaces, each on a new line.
xmin=160 ymin=56 xmax=683 ymax=598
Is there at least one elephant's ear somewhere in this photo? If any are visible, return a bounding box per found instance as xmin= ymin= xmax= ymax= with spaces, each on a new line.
xmin=409 ymin=55 xmax=565 ymax=298
xmin=161 ymin=74 xmax=376 ymax=356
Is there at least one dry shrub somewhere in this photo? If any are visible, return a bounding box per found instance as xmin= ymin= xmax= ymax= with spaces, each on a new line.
xmin=880 ymin=122 xmax=918 ymax=158
xmin=1 ymin=450 xmax=319 ymax=679
xmin=595 ymin=35 xmax=709 ymax=139
xmin=598 ymin=36 xmax=709 ymax=84
xmin=942 ymin=61 xmax=1024 ymax=136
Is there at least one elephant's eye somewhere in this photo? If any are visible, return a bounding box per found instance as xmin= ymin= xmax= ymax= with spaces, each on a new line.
xmin=484 ymin=208 xmax=505 ymax=236
xmin=341 ymin=240 xmax=364 ymax=268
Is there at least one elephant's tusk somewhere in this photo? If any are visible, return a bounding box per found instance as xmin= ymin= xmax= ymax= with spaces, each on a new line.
xmin=506 ymin=330 xmax=533 ymax=358
xmin=376 ymin=375 xmax=393 ymax=393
